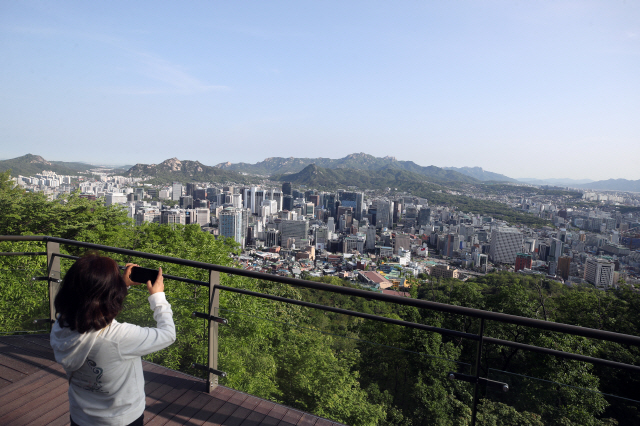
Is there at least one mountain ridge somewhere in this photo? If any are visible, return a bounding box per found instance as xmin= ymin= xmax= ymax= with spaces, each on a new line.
xmin=126 ymin=157 xmax=251 ymax=184
xmin=0 ymin=154 xmax=96 ymax=177
xmin=443 ymin=166 xmax=516 ymax=182
xmin=216 ymin=153 xmax=481 ymax=183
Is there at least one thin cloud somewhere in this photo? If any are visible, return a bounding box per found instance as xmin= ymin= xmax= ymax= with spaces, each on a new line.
xmin=126 ymin=50 xmax=229 ymax=94
xmin=4 ymin=24 xmax=227 ymax=95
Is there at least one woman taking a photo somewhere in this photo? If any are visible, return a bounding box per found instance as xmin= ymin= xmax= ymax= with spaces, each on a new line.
xmin=50 ymin=254 xmax=175 ymax=426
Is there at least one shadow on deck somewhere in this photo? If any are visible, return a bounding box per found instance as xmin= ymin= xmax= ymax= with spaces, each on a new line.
xmin=0 ymin=334 xmax=345 ymax=426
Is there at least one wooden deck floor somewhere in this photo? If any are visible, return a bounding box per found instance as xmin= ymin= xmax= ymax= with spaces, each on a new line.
xmin=0 ymin=334 xmax=346 ymax=426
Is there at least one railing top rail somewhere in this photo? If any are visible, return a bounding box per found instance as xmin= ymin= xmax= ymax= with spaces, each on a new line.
xmin=3 ymin=235 xmax=640 ymax=347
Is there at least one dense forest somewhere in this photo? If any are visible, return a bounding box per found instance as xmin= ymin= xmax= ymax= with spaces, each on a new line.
xmin=1 ymin=170 xmax=639 ymax=425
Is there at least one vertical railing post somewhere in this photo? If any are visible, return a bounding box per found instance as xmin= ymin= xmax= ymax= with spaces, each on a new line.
xmin=46 ymin=241 xmax=60 ymax=329
xmin=207 ymin=270 xmax=220 ymax=393
xmin=471 ymin=318 xmax=485 ymax=426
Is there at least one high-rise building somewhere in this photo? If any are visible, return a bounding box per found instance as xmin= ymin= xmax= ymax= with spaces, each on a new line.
xmin=270 ymin=190 xmax=283 ymax=212
xmin=323 ymin=193 xmax=337 ymax=217
xmin=186 ymin=183 xmax=196 ymax=197
xmin=557 ymin=256 xmax=572 ymax=280
xmin=283 ymin=195 xmax=294 ymax=211
xmin=366 ymin=225 xmax=377 ymax=251
xmin=219 ymin=207 xmax=247 ymax=248
xmin=404 ymin=204 xmax=418 ymax=229
xmin=171 ymin=182 xmax=183 ymax=201
xmin=194 ymin=188 xmax=206 ymax=200
xmin=417 ymin=207 xmax=431 ymax=226
xmin=549 ymin=238 xmax=564 ymax=262
xmin=266 ymin=229 xmax=280 ymax=247
xmin=192 ymin=208 xmax=211 ymax=227
xmin=180 ymin=195 xmax=193 ymax=209
xmin=279 ymin=219 xmax=309 ymax=244
xmin=394 ymin=233 xmax=411 ymax=255
xmin=584 ymin=257 xmax=615 ymax=289
xmin=282 ymin=182 xmax=292 ymax=196
xmin=489 ymin=227 xmax=523 ymax=264
xmin=339 ymin=192 xmax=364 ymax=220
xmin=374 ymin=199 xmax=393 ymax=229
xmin=254 ymin=189 xmax=265 ymax=214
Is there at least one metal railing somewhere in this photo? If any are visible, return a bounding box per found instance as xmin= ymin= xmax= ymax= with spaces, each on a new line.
xmin=2 ymin=235 xmax=640 ymax=426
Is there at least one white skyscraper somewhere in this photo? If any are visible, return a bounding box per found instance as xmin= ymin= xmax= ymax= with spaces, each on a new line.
xmin=172 ymin=182 xmax=183 ymax=201
xmin=584 ymin=257 xmax=615 ymax=290
xmin=220 ymin=207 xmax=247 ymax=248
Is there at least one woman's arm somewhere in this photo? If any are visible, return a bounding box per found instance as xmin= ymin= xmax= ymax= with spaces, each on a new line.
xmin=116 ymin=268 xmax=176 ymax=357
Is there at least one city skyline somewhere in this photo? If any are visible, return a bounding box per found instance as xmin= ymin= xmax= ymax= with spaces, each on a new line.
xmin=2 ymin=1 xmax=639 ymax=180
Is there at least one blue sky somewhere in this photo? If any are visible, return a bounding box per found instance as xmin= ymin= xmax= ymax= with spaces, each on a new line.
xmin=1 ymin=1 xmax=639 ymax=180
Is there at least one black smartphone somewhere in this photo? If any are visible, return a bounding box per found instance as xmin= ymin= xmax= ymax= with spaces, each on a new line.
xmin=130 ymin=266 xmax=160 ymax=284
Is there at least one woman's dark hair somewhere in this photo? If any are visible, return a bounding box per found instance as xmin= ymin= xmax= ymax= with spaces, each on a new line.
xmin=54 ymin=254 xmax=128 ymax=333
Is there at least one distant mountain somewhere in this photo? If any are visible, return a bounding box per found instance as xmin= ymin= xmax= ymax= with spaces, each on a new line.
xmin=0 ymin=154 xmax=94 ymax=177
xmin=575 ymin=179 xmax=640 ymax=193
xmin=517 ymin=178 xmax=595 ymax=186
xmin=443 ymin=166 xmax=516 ymax=182
xmin=273 ymin=164 xmax=449 ymax=191
xmin=218 ymin=153 xmax=479 ymax=183
xmin=126 ymin=158 xmax=250 ymax=183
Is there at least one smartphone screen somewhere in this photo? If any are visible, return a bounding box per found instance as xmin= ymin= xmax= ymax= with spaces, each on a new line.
xmin=130 ymin=266 xmax=160 ymax=284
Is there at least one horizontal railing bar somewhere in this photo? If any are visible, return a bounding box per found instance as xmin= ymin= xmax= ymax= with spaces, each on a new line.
xmin=53 ymin=253 xmax=79 ymax=261
xmin=483 ymin=337 xmax=640 ymax=373
xmin=0 ymin=236 xmax=47 ymax=241
xmin=216 ymin=284 xmax=481 ymax=341
xmin=0 ymin=252 xmax=47 ymax=256
xmin=2 ymin=235 xmax=640 ymax=348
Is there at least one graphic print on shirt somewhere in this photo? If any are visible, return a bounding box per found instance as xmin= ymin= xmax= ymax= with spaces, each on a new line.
xmin=81 ymin=358 xmax=108 ymax=393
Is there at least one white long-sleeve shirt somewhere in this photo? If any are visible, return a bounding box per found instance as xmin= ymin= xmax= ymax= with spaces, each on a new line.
xmin=50 ymin=292 xmax=176 ymax=426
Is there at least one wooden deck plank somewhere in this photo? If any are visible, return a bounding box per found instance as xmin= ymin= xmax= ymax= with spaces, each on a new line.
xmin=257 ymin=403 xmax=289 ymax=426
xmin=184 ymin=386 xmax=237 ymax=426
xmin=0 ymin=376 xmax=11 ymax=390
xmin=0 ymin=376 xmax=68 ymax=424
xmin=1 ymin=335 xmax=56 ymax=358
xmin=0 ymin=373 xmax=66 ymax=418
xmin=201 ymin=389 xmax=249 ymax=426
xmin=0 ymin=352 xmax=44 ymax=375
xmin=7 ymin=390 xmax=70 ymax=426
xmin=159 ymin=392 xmax=219 ymax=426
xmin=296 ymin=413 xmax=319 ymax=426
xmin=238 ymin=398 xmax=277 ymax=426
xmin=12 ymin=392 xmax=69 ymax=426
xmin=46 ymin=412 xmax=71 ymax=426
xmin=0 ymin=344 xmax=58 ymax=372
xmin=145 ymin=387 xmax=203 ymax=426
xmin=213 ymin=393 xmax=261 ymax=426
xmin=314 ymin=419 xmax=339 ymax=426
xmin=0 ymin=364 xmax=28 ymax=383
xmin=0 ymin=364 xmax=59 ymax=399
xmin=144 ymin=374 xmax=203 ymax=424
xmin=278 ymin=409 xmax=304 ymax=426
